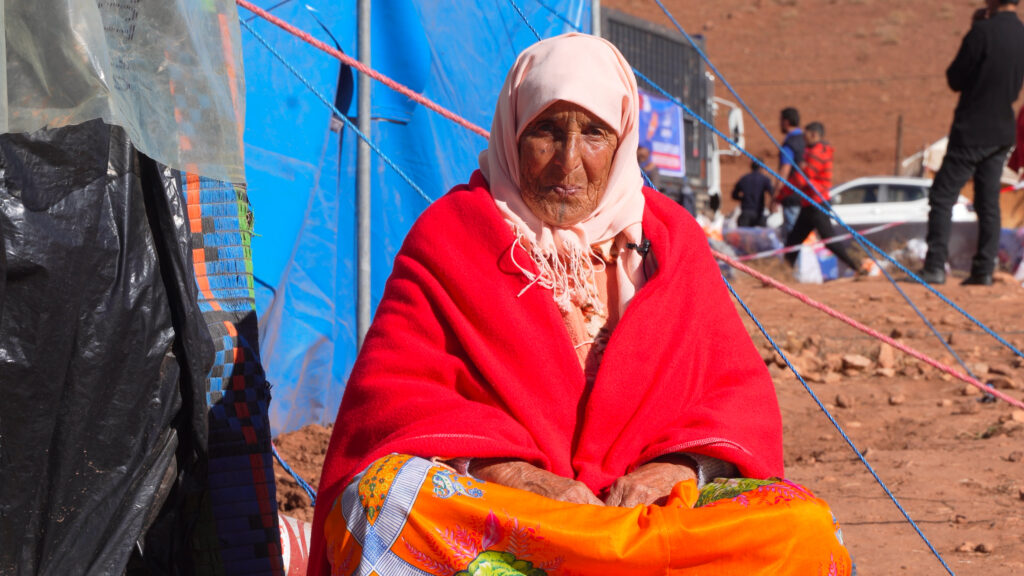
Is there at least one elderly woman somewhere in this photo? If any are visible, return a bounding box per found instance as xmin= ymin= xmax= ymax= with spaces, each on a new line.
xmin=308 ymin=34 xmax=850 ymax=575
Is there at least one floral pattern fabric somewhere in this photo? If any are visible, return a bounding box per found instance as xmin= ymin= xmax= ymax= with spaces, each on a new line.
xmin=325 ymin=455 xmax=851 ymax=576
xmin=358 ymin=454 xmax=412 ymax=525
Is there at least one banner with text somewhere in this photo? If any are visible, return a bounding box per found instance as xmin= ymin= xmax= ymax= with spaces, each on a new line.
xmin=638 ymin=88 xmax=686 ymax=178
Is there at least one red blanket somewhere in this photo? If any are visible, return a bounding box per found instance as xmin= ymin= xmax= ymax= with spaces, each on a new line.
xmin=308 ymin=172 xmax=783 ymax=576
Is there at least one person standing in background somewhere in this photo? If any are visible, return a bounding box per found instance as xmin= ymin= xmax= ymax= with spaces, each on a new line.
xmin=731 ymin=160 xmax=772 ymax=227
xmin=921 ymin=0 xmax=1024 ymax=286
xmin=637 ymin=145 xmax=662 ymax=191
xmin=782 ymin=122 xmax=862 ymax=273
xmin=679 ymin=180 xmax=697 ymax=216
xmin=770 ymin=107 xmax=805 ymax=238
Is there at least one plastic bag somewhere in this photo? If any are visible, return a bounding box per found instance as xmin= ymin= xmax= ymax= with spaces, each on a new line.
xmin=723 ymin=226 xmax=784 ymax=257
xmin=904 ymin=238 xmax=928 ymax=262
xmin=794 ymin=245 xmax=823 ymax=284
xmin=0 ymin=0 xmax=245 ymax=183
xmin=0 ymin=120 xmax=215 ymax=574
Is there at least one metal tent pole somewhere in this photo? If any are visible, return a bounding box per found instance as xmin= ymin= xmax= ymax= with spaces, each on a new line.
xmin=591 ymin=0 xmax=601 ymax=37
xmin=356 ymin=0 xmax=372 ymax=348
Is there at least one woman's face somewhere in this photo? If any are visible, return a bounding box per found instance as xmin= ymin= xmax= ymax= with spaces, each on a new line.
xmin=518 ymin=101 xmax=619 ymax=227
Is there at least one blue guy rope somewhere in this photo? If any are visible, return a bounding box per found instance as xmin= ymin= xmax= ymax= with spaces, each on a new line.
xmin=239 ymin=17 xmax=435 ymax=205
xmin=506 ymin=0 xmax=542 ymax=39
xmin=272 ymin=442 xmax=318 ymax=505
xmin=648 ymin=0 xmax=786 ymax=154
xmin=507 ymin=3 xmax=956 ymax=572
xmin=552 ymin=0 xmax=1024 ymax=364
xmin=241 ymin=16 xmax=438 ymax=504
xmin=870 ymin=245 xmax=981 ymax=381
xmin=533 ymin=0 xmax=1022 ymax=376
xmin=643 ymin=0 xmax=1014 ymax=400
xmin=850 ymin=236 xmax=983 ymax=387
xmin=722 ymin=277 xmax=956 ymax=576
xmin=646 ymin=0 xmax=873 ymax=236
xmin=643 ymin=0 xmax=989 ymax=392
xmin=645 ymin=0 xmax=865 ymax=230
xmin=631 ymin=65 xmax=1024 ymax=364
xmin=631 ymin=51 xmax=1003 ymax=396
xmin=533 ymin=0 xmax=581 ymax=29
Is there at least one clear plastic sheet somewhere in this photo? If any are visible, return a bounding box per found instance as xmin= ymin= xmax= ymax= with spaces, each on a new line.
xmin=0 ymin=0 xmax=245 ymax=183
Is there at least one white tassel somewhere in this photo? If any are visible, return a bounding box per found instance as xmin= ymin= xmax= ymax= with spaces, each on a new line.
xmin=508 ymin=227 xmax=606 ymax=314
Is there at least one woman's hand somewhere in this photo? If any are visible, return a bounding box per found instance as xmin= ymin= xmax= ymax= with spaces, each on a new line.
xmin=604 ymin=455 xmax=698 ymax=508
xmin=469 ymin=459 xmax=604 ymax=505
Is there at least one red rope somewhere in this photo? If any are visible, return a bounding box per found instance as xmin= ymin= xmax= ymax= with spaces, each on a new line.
xmin=714 ymin=250 xmax=1024 ymax=410
xmin=236 ymin=0 xmax=492 ymax=139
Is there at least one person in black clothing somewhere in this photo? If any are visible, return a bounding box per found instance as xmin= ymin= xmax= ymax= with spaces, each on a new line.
xmin=921 ymin=0 xmax=1024 ymax=286
xmin=731 ymin=160 xmax=772 ymax=227
xmin=679 ymin=181 xmax=697 ymax=216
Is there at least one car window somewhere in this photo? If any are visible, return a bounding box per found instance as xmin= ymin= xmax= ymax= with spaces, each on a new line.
xmin=884 ymin=184 xmax=928 ymax=202
xmin=832 ymin=185 xmax=878 ymax=205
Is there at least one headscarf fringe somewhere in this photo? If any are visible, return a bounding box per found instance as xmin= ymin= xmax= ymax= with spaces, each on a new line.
xmin=509 ymin=230 xmax=606 ymax=314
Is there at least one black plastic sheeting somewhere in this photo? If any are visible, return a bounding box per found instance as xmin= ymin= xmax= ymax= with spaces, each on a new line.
xmin=0 ymin=119 xmax=215 ymax=575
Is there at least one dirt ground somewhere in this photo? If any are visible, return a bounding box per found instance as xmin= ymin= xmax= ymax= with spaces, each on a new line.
xmin=274 ymin=266 xmax=1024 ymax=575
xmin=733 ymin=270 xmax=1024 ymax=575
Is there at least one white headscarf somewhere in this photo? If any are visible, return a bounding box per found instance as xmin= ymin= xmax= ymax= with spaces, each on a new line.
xmin=479 ymin=33 xmax=646 ymax=314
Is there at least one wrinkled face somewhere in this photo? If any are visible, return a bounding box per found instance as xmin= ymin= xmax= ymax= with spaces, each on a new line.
xmin=518 ymin=101 xmax=620 ymax=227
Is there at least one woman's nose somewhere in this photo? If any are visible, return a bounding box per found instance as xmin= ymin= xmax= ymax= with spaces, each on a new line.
xmin=554 ymin=133 xmax=582 ymax=173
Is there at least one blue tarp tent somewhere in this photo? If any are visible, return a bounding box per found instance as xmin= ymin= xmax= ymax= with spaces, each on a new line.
xmin=240 ymin=0 xmax=591 ymax=434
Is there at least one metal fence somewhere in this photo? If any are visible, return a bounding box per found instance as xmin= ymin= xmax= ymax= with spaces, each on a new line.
xmin=602 ymin=7 xmax=714 ymax=202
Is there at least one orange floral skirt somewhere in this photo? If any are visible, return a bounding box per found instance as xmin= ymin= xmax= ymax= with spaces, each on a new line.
xmin=324 ymin=455 xmax=851 ymax=575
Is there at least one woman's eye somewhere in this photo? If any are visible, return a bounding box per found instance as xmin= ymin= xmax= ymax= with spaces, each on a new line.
xmin=532 ymin=122 xmax=555 ymax=134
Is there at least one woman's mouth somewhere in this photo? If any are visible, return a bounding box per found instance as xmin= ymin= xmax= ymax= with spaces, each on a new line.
xmin=548 ymin=185 xmax=581 ymax=197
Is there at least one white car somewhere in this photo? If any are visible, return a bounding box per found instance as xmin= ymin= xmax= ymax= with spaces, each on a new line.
xmin=766 ymin=176 xmax=976 ymax=229
xmin=828 ymin=176 xmax=976 ymax=227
